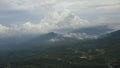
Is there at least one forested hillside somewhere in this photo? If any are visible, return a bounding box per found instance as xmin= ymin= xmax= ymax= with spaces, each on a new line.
xmin=0 ymin=30 xmax=120 ymax=68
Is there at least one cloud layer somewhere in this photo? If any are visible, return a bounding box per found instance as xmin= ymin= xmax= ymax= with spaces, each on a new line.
xmin=0 ymin=0 xmax=120 ymax=36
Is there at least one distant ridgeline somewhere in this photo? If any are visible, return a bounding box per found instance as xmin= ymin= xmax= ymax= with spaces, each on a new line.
xmin=0 ymin=30 xmax=120 ymax=68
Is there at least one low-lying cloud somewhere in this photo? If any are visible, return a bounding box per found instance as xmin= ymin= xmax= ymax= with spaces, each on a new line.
xmin=63 ymin=33 xmax=98 ymax=40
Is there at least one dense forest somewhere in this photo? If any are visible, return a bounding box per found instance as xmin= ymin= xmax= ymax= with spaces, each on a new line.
xmin=0 ymin=30 xmax=120 ymax=68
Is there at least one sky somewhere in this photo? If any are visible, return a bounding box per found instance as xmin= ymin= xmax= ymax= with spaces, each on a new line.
xmin=0 ymin=0 xmax=120 ymax=36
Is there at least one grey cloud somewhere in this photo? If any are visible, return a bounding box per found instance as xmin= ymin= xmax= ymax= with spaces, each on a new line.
xmin=0 ymin=0 xmax=120 ymax=36
xmin=0 ymin=10 xmax=41 ymax=25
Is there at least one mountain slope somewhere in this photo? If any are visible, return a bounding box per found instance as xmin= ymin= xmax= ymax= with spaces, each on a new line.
xmin=0 ymin=30 xmax=120 ymax=68
xmin=72 ymin=26 xmax=112 ymax=35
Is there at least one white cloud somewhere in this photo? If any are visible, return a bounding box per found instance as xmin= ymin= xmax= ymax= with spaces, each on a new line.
xmin=0 ymin=24 xmax=8 ymax=34
xmin=4 ymin=0 xmax=120 ymax=14
xmin=63 ymin=33 xmax=98 ymax=40
xmin=5 ymin=0 xmax=57 ymax=12
xmin=0 ymin=11 xmax=91 ymax=35
xmin=0 ymin=0 xmax=120 ymax=36
xmin=108 ymin=24 xmax=120 ymax=31
xmin=19 ymin=11 xmax=91 ymax=34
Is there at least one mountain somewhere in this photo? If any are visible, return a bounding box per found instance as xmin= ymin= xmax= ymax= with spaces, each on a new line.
xmin=22 ymin=32 xmax=98 ymax=49
xmin=107 ymin=30 xmax=120 ymax=40
xmin=72 ymin=26 xmax=112 ymax=35
xmin=97 ymin=30 xmax=120 ymax=45
xmin=0 ymin=25 xmax=113 ymax=51
xmin=0 ymin=30 xmax=120 ymax=68
xmin=96 ymin=30 xmax=120 ymax=55
xmin=29 ymin=32 xmax=59 ymax=43
xmin=0 ymin=34 xmax=37 ymax=51
xmin=13 ymin=30 xmax=120 ymax=56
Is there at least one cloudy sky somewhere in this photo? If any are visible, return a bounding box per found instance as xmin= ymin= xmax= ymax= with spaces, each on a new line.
xmin=0 ymin=0 xmax=120 ymax=35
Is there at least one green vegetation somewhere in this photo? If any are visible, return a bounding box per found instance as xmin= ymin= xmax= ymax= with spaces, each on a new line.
xmin=0 ymin=30 xmax=120 ymax=68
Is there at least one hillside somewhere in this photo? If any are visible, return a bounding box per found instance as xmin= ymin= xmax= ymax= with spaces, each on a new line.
xmin=0 ymin=30 xmax=120 ymax=68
